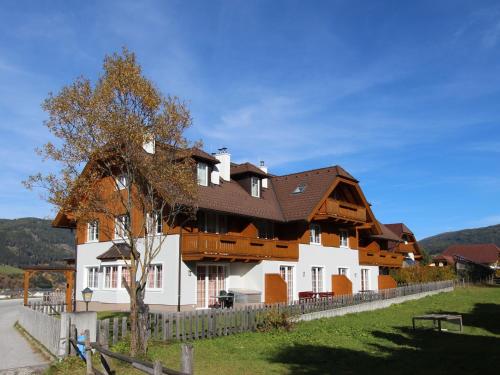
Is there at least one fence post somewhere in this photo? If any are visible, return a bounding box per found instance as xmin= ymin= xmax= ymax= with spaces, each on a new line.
xmin=181 ymin=343 xmax=194 ymax=375
xmin=84 ymin=329 xmax=93 ymax=375
xmin=153 ymin=360 xmax=162 ymax=375
xmin=69 ymin=324 xmax=76 ymax=356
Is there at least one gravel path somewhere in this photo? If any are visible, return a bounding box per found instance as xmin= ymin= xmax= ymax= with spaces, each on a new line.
xmin=0 ymin=299 xmax=49 ymax=373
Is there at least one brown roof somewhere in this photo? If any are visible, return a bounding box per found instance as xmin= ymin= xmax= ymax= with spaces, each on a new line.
xmin=442 ymin=244 xmax=499 ymax=265
xmin=271 ymin=166 xmax=357 ymax=222
xmin=197 ymin=179 xmax=284 ymax=221
xmin=197 ymin=164 xmax=360 ymax=222
xmin=97 ymin=243 xmax=131 ymax=260
xmin=384 ymin=223 xmax=414 ymax=238
xmin=191 ymin=148 xmax=219 ymax=164
xmin=372 ymin=223 xmax=402 ymax=242
xmin=230 ymin=162 xmax=268 ymax=177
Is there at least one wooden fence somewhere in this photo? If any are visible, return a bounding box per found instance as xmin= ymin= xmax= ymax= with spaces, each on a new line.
xmin=19 ymin=306 xmax=62 ymax=356
xmin=97 ymin=280 xmax=454 ymax=344
xmin=27 ymin=300 xmax=66 ymax=315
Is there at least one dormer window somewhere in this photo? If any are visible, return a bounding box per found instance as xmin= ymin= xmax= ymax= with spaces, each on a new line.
xmin=197 ymin=162 xmax=208 ymax=186
xmin=251 ymin=176 xmax=261 ymax=198
xmin=116 ymin=175 xmax=129 ymax=190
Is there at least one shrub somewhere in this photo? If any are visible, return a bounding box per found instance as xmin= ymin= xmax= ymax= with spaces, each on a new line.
xmin=390 ymin=265 xmax=455 ymax=284
xmin=257 ymin=309 xmax=294 ymax=332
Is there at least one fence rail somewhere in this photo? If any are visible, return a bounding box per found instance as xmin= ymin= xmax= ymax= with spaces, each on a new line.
xmin=19 ymin=306 xmax=62 ymax=356
xmin=26 ymin=300 xmax=67 ymax=315
xmin=97 ymin=280 xmax=454 ymax=345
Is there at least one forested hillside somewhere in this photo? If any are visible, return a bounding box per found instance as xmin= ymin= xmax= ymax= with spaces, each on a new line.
xmin=419 ymin=224 xmax=500 ymax=255
xmin=0 ymin=217 xmax=74 ymax=267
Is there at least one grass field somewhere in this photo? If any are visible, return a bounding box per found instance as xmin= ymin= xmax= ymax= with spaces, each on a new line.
xmin=0 ymin=264 xmax=23 ymax=275
xmin=47 ymin=286 xmax=500 ymax=375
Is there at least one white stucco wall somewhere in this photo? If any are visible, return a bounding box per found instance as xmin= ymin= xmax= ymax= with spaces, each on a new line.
xmin=77 ymin=238 xmax=380 ymax=307
xmin=259 ymin=244 xmax=379 ymax=302
xmin=76 ymin=235 xmax=197 ymax=307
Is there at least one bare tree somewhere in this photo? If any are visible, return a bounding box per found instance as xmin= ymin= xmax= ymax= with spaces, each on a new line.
xmin=24 ymin=48 xmax=198 ymax=355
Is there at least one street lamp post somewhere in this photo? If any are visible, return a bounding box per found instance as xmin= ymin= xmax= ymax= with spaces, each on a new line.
xmin=81 ymin=287 xmax=93 ymax=312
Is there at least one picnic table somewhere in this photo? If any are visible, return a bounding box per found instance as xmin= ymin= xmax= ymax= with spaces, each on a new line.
xmin=412 ymin=314 xmax=463 ymax=332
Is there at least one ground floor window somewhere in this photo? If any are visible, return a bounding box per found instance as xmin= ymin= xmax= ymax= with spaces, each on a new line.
xmin=121 ymin=267 xmax=130 ymax=288
xmin=87 ymin=267 xmax=99 ymax=288
xmin=197 ymin=265 xmax=227 ymax=308
xmin=280 ymin=265 xmax=294 ymax=303
xmin=311 ymin=267 xmax=324 ymax=293
xmin=361 ymin=268 xmax=370 ymax=291
xmin=103 ymin=266 xmax=118 ymax=289
xmin=338 ymin=267 xmax=349 ymax=277
xmin=147 ymin=264 xmax=163 ymax=289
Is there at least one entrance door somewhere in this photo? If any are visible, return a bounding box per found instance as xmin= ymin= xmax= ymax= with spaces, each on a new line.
xmin=279 ymin=265 xmax=294 ymax=303
xmin=197 ymin=265 xmax=226 ymax=308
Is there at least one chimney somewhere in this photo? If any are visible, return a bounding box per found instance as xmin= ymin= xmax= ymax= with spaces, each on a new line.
xmin=259 ymin=160 xmax=268 ymax=188
xmin=215 ymin=147 xmax=231 ymax=181
xmin=211 ymin=153 xmax=220 ymax=185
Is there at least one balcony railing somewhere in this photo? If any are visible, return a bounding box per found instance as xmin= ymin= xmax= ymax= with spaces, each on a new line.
xmin=358 ymin=248 xmax=404 ymax=267
xmin=182 ymin=232 xmax=299 ymax=261
xmin=317 ymin=199 xmax=367 ymax=222
xmin=397 ymin=242 xmax=416 ymax=253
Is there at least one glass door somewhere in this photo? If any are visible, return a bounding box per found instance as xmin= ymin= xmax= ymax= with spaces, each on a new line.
xmin=280 ymin=265 xmax=294 ymax=303
xmin=197 ymin=265 xmax=227 ymax=308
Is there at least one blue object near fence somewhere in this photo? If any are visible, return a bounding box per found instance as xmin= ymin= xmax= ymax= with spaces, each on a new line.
xmin=77 ymin=335 xmax=86 ymax=360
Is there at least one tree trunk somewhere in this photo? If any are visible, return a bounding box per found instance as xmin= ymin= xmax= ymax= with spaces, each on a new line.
xmin=129 ymin=281 xmax=150 ymax=356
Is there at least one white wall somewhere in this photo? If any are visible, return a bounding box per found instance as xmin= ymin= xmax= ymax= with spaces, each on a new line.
xmin=259 ymin=244 xmax=380 ymax=301
xmin=76 ymin=235 xmax=197 ymax=307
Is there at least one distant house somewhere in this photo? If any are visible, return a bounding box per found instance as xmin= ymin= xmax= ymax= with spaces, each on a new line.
xmin=431 ymin=244 xmax=499 ymax=280
xmin=383 ymin=223 xmax=423 ymax=265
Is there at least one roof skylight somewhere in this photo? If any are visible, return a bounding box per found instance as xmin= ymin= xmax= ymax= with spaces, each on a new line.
xmin=292 ymin=183 xmax=307 ymax=194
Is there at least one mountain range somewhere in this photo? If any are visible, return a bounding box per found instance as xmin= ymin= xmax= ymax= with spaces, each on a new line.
xmin=0 ymin=217 xmax=74 ymax=267
xmin=419 ymin=224 xmax=500 ymax=255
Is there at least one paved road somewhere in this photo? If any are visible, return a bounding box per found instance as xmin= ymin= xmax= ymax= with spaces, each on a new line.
xmin=0 ymin=299 xmax=49 ymax=373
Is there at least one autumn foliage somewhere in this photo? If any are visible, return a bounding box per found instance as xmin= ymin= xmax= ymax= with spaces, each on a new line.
xmin=390 ymin=265 xmax=456 ymax=284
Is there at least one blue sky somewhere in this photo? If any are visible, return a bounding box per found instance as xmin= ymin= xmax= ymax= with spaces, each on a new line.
xmin=1 ymin=0 xmax=499 ymax=239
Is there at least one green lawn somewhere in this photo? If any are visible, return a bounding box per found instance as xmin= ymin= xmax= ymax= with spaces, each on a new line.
xmin=47 ymin=286 xmax=500 ymax=375
xmin=0 ymin=264 xmax=23 ymax=275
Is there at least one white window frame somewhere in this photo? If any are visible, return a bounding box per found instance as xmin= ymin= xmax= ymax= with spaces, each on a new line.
xmin=361 ymin=268 xmax=370 ymax=291
xmin=340 ymin=230 xmax=349 ymax=248
xmin=197 ymin=162 xmax=208 ymax=186
xmin=146 ymin=263 xmax=164 ymax=290
xmin=147 ymin=211 xmax=163 ymax=235
xmin=86 ymin=266 xmax=99 ymax=289
xmin=87 ymin=221 xmax=99 ymax=243
xmin=102 ymin=265 xmax=119 ymax=289
xmin=116 ymin=175 xmax=129 ymax=190
xmin=120 ymin=265 xmax=131 ymax=289
xmin=114 ymin=215 xmax=130 ymax=239
xmin=280 ymin=265 xmax=295 ymax=303
xmin=251 ymin=176 xmax=261 ymax=198
xmin=195 ymin=263 xmax=229 ymax=309
xmin=309 ymin=223 xmax=321 ymax=245
xmin=338 ymin=267 xmax=349 ymax=278
xmin=311 ymin=266 xmax=324 ymax=293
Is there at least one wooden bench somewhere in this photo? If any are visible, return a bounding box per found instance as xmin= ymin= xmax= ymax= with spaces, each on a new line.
xmin=412 ymin=314 xmax=463 ymax=332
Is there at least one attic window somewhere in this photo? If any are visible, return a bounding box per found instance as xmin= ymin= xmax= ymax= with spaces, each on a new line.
xmin=292 ymin=183 xmax=307 ymax=194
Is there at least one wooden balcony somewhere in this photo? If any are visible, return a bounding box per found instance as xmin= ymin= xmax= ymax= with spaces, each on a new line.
xmin=182 ymin=232 xmax=299 ymax=262
xmin=358 ymin=248 xmax=404 ymax=268
xmin=315 ymin=199 xmax=367 ymax=223
xmin=397 ymin=242 xmax=416 ymax=253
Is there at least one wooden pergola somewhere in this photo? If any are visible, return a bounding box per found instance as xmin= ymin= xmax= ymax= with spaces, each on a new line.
xmin=22 ymin=265 xmax=76 ymax=312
